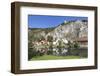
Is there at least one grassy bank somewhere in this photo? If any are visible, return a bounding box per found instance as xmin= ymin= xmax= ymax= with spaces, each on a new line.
xmin=30 ymin=55 xmax=82 ymax=61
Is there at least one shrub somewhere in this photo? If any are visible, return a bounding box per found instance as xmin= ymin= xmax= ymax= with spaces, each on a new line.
xmin=28 ymin=48 xmax=36 ymax=60
xmin=73 ymin=41 xmax=79 ymax=49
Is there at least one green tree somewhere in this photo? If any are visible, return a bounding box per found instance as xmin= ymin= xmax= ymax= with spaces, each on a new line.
xmin=67 ymin=41 xmax=73 ymax=55
xmin=47 ymin=35 xmax=53 ymax=55
xmin=73 ymin=41 xmax=79 ymax=49
xmin=57 ymin=40 xmax=63 ymax=55
xmin=47 ymin=35 xmax=53 ymax=42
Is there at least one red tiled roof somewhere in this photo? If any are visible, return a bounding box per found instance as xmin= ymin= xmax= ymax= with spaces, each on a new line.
xmin=75 ymin=37 xmax=88 ymax=42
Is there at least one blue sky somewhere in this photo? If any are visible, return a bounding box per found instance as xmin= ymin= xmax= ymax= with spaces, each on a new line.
xmin=28 ymin=15 xmax=88 ymax=28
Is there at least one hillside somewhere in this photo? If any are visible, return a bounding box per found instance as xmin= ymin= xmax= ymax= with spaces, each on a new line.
xmin=28 ymin=20 xmax=88 ymax=41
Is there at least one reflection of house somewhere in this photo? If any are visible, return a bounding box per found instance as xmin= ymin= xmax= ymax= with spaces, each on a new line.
xmin=32 ymin=40 xmax=49 ymax=46
xmin=74 ymin=37 xmax=88 ymax=48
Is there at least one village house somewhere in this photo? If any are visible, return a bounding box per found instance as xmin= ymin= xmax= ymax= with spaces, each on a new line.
xmin=74 ymin=37 xmax=88 ymax=48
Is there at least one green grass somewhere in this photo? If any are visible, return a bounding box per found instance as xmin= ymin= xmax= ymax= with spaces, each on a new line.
xmin=30 ymin=55 xmax=81 ymax=61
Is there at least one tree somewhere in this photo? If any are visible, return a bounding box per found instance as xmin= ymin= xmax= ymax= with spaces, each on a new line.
xmin=47 ymin=35 xmax=53 ymax=55
xmin=28 ymin=40 xmax=36 ymax=60
xmin=47 ymin=35 xmax=53 ymax=42
xmin=73 ymin=41 xmax=79 ymax=49
xmin=67 ymin=41 xmax=73 ymax=55
xmin=67 ymin=41 xmax=72 ymax=49
xmin=76 ymin=28 xmax=80 ymax=38
xmin=57 ymin=40 xmax=63 ymax=55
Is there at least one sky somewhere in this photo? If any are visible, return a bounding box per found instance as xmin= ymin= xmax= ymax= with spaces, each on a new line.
xmin=28 ymin=15 xmax=88 ymax=28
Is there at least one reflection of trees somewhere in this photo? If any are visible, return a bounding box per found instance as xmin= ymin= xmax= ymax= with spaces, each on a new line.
xmin=57 ymin=40 xmax=63 ymax=55
xmin=47 ymin=35 xmax=53 ymax=55
xmin=28 ymin=40 xmax=36 ymax=60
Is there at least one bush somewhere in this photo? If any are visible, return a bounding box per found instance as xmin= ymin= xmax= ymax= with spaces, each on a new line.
xmin=73 ymin=41 xmax=79 ymax=49
xmin=47 ymin=50 xmax=53 ymax=55
xmin=28 ymin=48 xmax=36 ymax=60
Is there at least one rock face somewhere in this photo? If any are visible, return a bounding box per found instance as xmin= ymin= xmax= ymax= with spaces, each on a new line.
xmin=28 ymin=20 xmax=88 ymax=41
